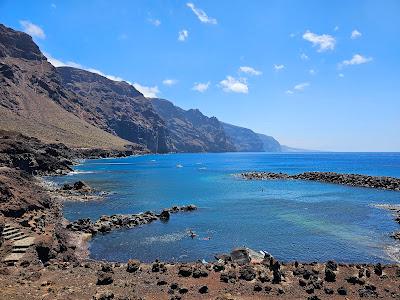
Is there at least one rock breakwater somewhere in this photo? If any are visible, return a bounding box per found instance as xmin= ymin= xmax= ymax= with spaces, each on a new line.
xmin=240 ymin=171 xmax=400 ymax=191
xmin=66 ymin=205 xmax=197 ymax=236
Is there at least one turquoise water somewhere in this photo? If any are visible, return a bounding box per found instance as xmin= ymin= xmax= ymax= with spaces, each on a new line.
xmin=51 ymin=152 xmax=400 ymax=263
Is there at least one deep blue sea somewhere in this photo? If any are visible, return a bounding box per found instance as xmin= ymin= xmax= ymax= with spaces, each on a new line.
xmin=49 ymin=152 xmax=400 ymax=264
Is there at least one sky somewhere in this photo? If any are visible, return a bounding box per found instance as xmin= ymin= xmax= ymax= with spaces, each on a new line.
xmin=1 ymin=0 xmax=399 ymax=151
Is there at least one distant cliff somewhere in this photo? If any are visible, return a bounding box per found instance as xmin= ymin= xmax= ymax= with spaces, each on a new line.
xmin=222 ymin=123 xmax=281 ymax=152
xmin=151 ymin=98 xmax=235 ymax=152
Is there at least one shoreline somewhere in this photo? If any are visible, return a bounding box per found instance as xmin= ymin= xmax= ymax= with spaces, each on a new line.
xmin=2 ymin=132 xmax=400 ymax=298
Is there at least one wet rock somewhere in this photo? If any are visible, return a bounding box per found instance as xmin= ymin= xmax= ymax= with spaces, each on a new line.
xmin=159 ymin=209 xmax=170 ymax=221
xmin=96 ymin=271 xmax=113 ymax=285
xmin=126 ymin=259 xmax=140 ymax=273
xmin=199 ymin=285 xmax=208 ymax=294
xmin=178 ymin=265 xmax=192 ymax=277
xmin=239 ymin=266 xmax=256 ymax=281
xmin=230 ymin=247 xmax=251 ymax=265
xmin=337 ymin=287 xmax=347 ymax=295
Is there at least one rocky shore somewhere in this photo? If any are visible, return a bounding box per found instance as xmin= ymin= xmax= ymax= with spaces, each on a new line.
xmin=240 ymin=171 xmax=400 ymax=191
xmin=66 ymin=205 xmax=197 ymax=236
xmin=2 ymin=130 xmax=400 ymax=299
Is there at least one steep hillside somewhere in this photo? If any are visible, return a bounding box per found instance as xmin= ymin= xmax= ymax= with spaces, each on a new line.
xmin=0 ymin=24 xmax=131 ymax=149
xmin=57 ymin=67 xmax=169 ymax=153
xmin=256 ymin=133 xmax=282 ymax=152
xmin=222 ymin=123 xmax=264 ymax=152
xmin=151 ymin=98 xmax=235 ymax=152
xmin=222 ymin=123 xmax=281 ymax=152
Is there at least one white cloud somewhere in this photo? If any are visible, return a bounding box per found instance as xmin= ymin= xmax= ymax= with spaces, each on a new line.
xmin=148 ymin=18 xmax=161 ymax=27
xmin=219 ymin=76 xmax=248 ymax=94
xmin=351 ymin=29 xmax=362 ymax=39
xmin=186 ymin=2 xmax=217 ymax=24
xmin=309 ymin=69 xmax=316 ymax=75
xmin=294 ymin=82 xmax=310 ymax=91
xmin=239 ymin=66 xmax=262 ymax=76
xmin=340 ymin=54 xmax=373 ymax=67
xmin=334 ymin=26 xmax=339 ymax=32
xmin=300 ymin=53 xmax=309 ymax=60
xmin=339 ymin=73 xmax=344 ymax=78
xmin=162 ymin=79 xmax=178 ymax=86
xmin=192 ymin=82 xmax=210 ymax=92
xmin=273 ymin=64 xmax=285 ymax=71
xmin=178 ymin=29 xmax=189 ymax=41
xmin=285 ymin=90 xmax=294 ymax=95
xmin=132 ymin=83 xmax=159 ymax=98
xmin=289 ymin=33 xmax=296 ymax=38
xmin=19 ymin=20 xmax=46 ymax=39
xmin=302 ymin=30 xmax=336 ymax=52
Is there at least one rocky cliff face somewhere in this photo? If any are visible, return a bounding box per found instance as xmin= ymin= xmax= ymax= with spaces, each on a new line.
xmin=222 ymin=123 xmax=281 ymax=152
xmin=151 ymin=98 xmax=235 ymax=152
xmin=0 ymin=24 xmax=131 ymax=149
xmin=57 ymin=67 xmax=169 ymax=153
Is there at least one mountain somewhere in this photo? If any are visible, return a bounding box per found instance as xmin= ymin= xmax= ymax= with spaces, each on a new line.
xmin=256 ymin=133 xmax=282 ymax=152
xmin=151 ymin=98 xmax=235 ymax=152
xmin=222 ymin=123 xmax=264 ymax=152
xmin=222 ymin=123 xmax=281 ymax=152
xmin=57 ymin=67 xmax=169 ymax=153
xmin=0 ymin=24 xmax=131 ymax=149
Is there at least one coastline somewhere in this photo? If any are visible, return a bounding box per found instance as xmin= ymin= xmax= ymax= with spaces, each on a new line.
xmin=2 ymin=133 xmax=400 ymax=299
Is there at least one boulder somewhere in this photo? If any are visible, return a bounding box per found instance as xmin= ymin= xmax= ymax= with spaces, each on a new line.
xmin=126 ymin=259 xmax=140 ymax=273
xmin=96 ymin=271 xmax=113 ymax=285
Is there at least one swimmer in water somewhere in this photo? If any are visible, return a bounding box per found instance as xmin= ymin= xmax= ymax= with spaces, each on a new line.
xmin=188 ymin=229 xmax=197 ymax=239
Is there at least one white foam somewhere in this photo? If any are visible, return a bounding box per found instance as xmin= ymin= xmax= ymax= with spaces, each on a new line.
xmin=142 ymin=232 xmax=187 ymax=245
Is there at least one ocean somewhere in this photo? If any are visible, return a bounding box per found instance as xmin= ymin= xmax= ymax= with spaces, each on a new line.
xmin=49 ymin=152 xmax=400 ymax=263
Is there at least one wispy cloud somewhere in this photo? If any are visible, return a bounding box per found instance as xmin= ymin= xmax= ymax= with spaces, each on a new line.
xmin=19 ymin=20 xmax=46 ymax=39
xmin=287 ymin=82 xmax=310 ymax=94
xmin=219 ymin=76 xmax=248 ymax=94
xmin=51 ymin=3 xmax=56 ymax=9
xmin=178 ymin=29 xmax=189 ymax=41
xmin=186 ymin=2 xmax=217 ymax=24
xmin=44 ymin=52 xmax=160 ymax=97
xmin=339 ymin=54 xmax=372 ymax=68
xmin=351 ymin=29 xmax=362 ymax=39
xmin=309 ymin=69 xmax=316 ymax=75
xmin=148 ymin=18 xmax=161 ymax=27
xmin=162 ymin=79 xmax=178 ymax=86
xmin=192 ymin=82 xmax=210 ymax=92
xmin=339 ymin=73 xmax=344 ymax=78
xmin=294 ymin=82 xmax=310 ymax=91
xmin=273 ymin=64 xmax=285 ymax=71
xmin=300 ymin=53 xmax=309 ymax=61
xmin=303 ymin=30 xmax=336 ymax=52
xmin=334 ymin=25 xmax=339 ymax=32
xmin=132 ymin=83 xmax=160 ymax=98
xmin=239 ymin=66 xmax=262 ymax=76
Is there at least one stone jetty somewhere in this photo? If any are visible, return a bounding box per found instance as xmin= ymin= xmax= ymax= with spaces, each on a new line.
xmin=66 ymin=205 xmax=197 ymax=235
xmin=240 ymin=171 xmax=400 ymax=191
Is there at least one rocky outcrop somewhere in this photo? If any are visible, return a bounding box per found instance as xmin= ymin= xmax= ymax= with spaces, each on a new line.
xmin=151 ymin=98 xmax=235 ymax=152
xmin=240 ymin=171 xmax=400 ymax=191
xmin=66 ymin=205 xmax=197 ymax=235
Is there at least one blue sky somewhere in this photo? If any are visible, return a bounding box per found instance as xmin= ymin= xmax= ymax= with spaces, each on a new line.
xmin=1 ymin=0 xmax=399 ymax=151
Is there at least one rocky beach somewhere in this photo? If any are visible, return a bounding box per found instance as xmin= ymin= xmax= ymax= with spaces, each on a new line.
xmin=0 ymin=130 xmax=400 ymax=299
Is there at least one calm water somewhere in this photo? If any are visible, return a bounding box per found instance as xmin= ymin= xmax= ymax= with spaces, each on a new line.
xmin=50 ymin=152 xmax=400 ymax=263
